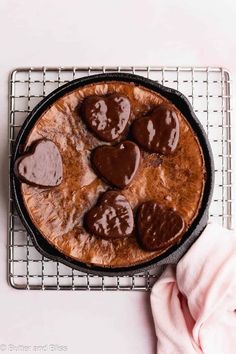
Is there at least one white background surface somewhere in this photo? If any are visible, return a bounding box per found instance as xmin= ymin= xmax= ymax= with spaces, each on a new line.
xmin=0 ymin=1 xmax=235 ymax=353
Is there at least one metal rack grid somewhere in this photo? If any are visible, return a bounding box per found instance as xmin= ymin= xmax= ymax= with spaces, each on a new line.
xmin=8 ymin=66 xmax=233 ymax=290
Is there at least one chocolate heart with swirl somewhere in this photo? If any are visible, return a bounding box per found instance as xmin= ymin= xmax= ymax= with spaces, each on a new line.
xmin=81 ymin=94 xmax=131 ymax=142
xmin=132 ymin=105 xmax=180 ymax=154
xmin=137 ymin=201 xmax=184 ymax=251
xmin=15 ymin=139 xmax=63 ymax=187
xmin=91 ymin=140 xmax=141 ymax=189
xmin=84 ymin=191 xmax=134 ymax=239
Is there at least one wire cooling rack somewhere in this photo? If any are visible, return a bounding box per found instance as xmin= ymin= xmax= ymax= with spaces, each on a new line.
xmin=8 ymin=66 xmax=233 ymax=290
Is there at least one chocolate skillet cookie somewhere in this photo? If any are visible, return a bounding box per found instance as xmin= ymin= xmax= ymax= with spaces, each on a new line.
xmin=15 ymin=81 xmax=205 ymax=268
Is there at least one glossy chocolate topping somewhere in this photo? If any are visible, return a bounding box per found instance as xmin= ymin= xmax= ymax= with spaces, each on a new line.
xmin=85 ymin=191 xmax=134 ymax=239
xmin=15 ymin=139 xmax=63 ymax=187
xmin=132 ymin=105 xmax=179 ymax=154
xmin=137 ymin=201 xmax=185 ymax=251
xmin=91 ymin=140 xmax=141 ymax=189
xmin=81 ymin=93 xmax=131 ymax=142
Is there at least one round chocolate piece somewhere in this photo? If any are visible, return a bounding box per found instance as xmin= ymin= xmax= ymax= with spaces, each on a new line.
xmin=84 ymin=191 xmax=134 ymax=239
xmin=15 ymin=139 xmax=63 ymax=187
xmin=137 ymin=201 xmax=184 ymax=251
xmin=132 ymin=105 xmax=180 ymax=154
xmin=91 ymin=140 xmax=141 ymax=189
xmin=81 ymin=94 xmax=131 ymax=142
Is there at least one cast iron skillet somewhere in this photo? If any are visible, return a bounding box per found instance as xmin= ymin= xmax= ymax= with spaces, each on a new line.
xmin=11 ymin=73 xmax=214 ymax=276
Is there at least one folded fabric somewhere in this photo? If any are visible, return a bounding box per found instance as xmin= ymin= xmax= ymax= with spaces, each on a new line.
xmin=151 ymin=222 xmax=236 ymax=354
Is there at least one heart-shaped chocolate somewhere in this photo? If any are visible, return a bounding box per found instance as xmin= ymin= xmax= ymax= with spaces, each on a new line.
xmin=132 ymin=105 xmax=180 ymax=154
xmin=84 ymin=191 xmax=134 ymax=239
xmin=15 ymin=139 xmax=63 ymax=187
xmin=91 ymin=140 xmax=141 ymax=189
xmin=137 ymin=201 xmax=184 ymax=251
xmin=81 ymin=94 xmax=131 ymax=142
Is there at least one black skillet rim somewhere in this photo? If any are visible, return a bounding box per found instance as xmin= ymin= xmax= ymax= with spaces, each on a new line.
xmin=11 ymin=73 xmax=214 ymax=276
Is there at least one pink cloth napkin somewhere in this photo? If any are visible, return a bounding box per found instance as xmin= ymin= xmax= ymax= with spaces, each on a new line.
xmin=151 ymin=222 xmax=236 ymax=354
